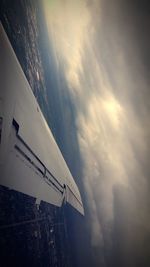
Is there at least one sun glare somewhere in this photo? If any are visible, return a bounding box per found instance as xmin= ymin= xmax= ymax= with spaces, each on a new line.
xmin=102 ymin=94 xmax=123 ymax=128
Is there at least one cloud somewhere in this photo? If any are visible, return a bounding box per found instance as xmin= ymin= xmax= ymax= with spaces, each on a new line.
xmin=43 ymin=0 xmax=90 ymax=94
xmin=43 ymin=0 xmax=150 ymax=264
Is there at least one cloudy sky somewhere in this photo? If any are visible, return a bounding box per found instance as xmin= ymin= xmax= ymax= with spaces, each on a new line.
xmin=42 ymin=1 xmax=150 ymax=266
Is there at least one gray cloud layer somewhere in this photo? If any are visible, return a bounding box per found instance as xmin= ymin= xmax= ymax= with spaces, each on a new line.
xmin=43 ymin=0 xmax=150 ymax=265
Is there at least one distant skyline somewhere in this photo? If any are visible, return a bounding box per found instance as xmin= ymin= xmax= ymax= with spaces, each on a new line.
xmin=43 ymin=1 xmax=150 ymax=266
